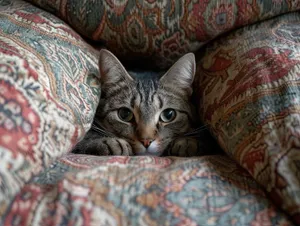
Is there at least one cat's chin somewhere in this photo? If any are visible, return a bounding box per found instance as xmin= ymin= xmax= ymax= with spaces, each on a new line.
xmin=133 ymin=140 xmax=164 ymax=156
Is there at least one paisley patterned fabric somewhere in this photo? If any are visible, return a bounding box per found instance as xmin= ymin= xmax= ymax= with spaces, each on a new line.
xmin=0 ymin=0 xmax=100 ymax=215
xmin=25 ymin=0 xmax=300 ymax=69
xmin=5 ymin=154 xmax=291 ymax=226
xmin=0 ymin=0 xmax=299 ymax=225
xmin=196 ymin=12 xmax=300 ymax=224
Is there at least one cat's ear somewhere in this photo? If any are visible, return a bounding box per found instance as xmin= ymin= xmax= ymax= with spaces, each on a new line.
xmin=160 ymin=53 xmax=195 ymax=95
xmin=99 ymin=49 xmax=133 ymax=86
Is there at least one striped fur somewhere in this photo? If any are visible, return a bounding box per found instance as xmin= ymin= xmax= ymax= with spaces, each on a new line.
xmin=73 ymin=50 xmax=202 ymax=156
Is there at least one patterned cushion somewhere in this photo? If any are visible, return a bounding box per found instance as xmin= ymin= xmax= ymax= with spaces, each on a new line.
xmin=0 ymin=0 xmax=100 ymax=211
xmin=25 ymin=0 xmax=300 ymax=69
xmin=5 ymin=154 xmax=292 ymax=225
xmin=196 ymin=12 xmax=300 ymax=224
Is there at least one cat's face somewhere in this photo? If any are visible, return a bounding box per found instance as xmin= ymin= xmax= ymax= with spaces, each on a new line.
xmin=96 ymin=50 xmax=196 ymax=156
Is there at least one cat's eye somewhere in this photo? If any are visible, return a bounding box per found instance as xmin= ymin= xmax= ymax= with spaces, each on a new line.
xmin=160 ymin=108 xmax=176 ymax=123
xmin=118 ymin=107 xmax=134 ymax=122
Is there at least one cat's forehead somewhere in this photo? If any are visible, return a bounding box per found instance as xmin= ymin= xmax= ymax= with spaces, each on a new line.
xmin=128 ymin=70 xmax=164 ymax=80
xmin=119 ymin=77 xmax=182 ymax=106
xmin=108 ymin=71 xmax=187 ymax=111
xmin=131 ymin=78 xmax=160 ymax=106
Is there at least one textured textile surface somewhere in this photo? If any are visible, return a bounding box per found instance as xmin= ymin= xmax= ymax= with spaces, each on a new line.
xmin=5 ymin=154 xmax=291 ymax=226
xmin=0 ymin=0 xmax=100 ymax=215
xmin=0 ymin=0 xmax=298 ymax=225
xmin=196 ymin=11 xmax=300 ymax=224
xmin=25 ymin=0 xmax=300 ymax=69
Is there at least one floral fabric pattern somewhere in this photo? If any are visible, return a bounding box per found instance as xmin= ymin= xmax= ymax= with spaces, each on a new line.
xmin=25 ymin=0 xmax=300 ymax=69
xmin=196 ymin=12 xmax=300 ymax=224
xmin=0 ymin=0 xmax=100 ymax=215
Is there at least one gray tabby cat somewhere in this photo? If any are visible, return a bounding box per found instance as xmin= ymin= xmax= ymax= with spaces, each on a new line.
xmin=73 ymin=49 xmax=207 ymax=156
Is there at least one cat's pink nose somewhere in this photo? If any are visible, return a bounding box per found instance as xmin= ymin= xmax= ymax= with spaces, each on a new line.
xmin=140 ymin=139 xmax=153 ymax=148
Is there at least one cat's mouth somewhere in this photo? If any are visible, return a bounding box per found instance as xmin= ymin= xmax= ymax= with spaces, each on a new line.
xmin=132 ymin=140 xmax=165 ymax=156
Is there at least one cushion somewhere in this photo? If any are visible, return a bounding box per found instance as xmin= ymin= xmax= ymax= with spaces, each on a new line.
xmin=0 ymin=0 xmax=100 ymax=210
xmin=25 ymin=0 xmax=300 ymax=69
xmin=196 ymin=11 xmax=300 ymax=224
xmin=6 ymin=154 xmax=293 ymax=225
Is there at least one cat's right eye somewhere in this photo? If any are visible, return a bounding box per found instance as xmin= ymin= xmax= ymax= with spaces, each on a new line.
xmin=118 ymin=107 xmax=134 ymax=122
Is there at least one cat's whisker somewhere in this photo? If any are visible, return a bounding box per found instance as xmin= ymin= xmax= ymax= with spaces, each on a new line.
xmin=193 ymin=124 xmax=208 ymax=129
xmin=184 ymin=129 xmax=207 ymax=136
xmin=91 ymin=124 xmax=105 ymax=131
xmin=91 ymin=124 xmax=115 ymax=137
xmin=172 ymin=130 xmax=207 ymax=140
xmin=91 ymin=130 xmax=111 ymax=137
xmin=182 ymin=125 xmax=209 ymax=136
xmin=184 ymin=132 xmax=206 ymax=137
xmin=187 ymin=125 xmax=209 ymax=133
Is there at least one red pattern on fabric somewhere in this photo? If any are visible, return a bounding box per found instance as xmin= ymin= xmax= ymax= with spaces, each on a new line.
xmin=0 ymin=80 xmax=40 ymax=161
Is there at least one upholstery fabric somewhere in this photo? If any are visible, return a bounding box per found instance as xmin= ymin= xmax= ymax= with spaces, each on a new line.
xmin=0 ymin=0 xmax=298 ymax=225
xmin=7 ymin=154 xmax=292 ymax=225
xmin=0 ymin=0 xmax=100 ymax=214
xmin=196 ymin=11 xmax=300 ymax=224
xmin=25 ymin=0 xmax=300 ymax=69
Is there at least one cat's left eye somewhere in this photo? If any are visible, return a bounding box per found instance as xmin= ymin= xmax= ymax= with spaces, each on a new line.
xmin=160 ymin=108 xmax=176 ymax=123
xmin=118 ymin=107 xmax=134 ymax=122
